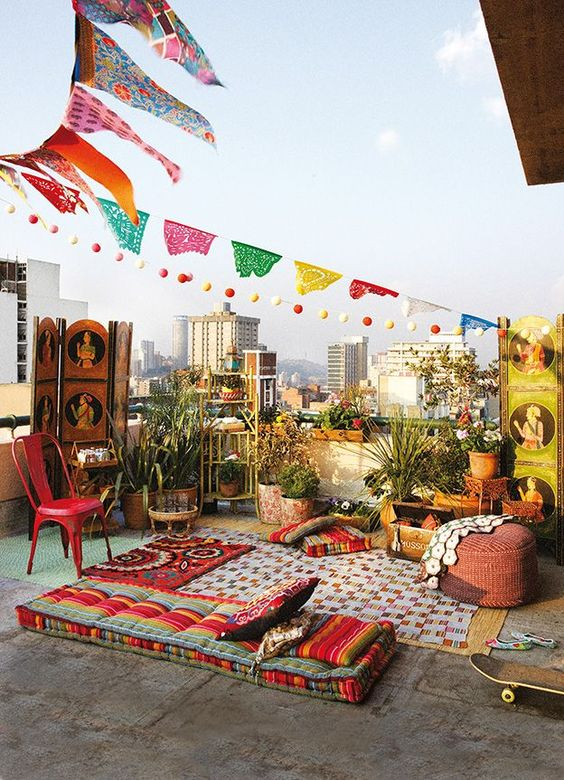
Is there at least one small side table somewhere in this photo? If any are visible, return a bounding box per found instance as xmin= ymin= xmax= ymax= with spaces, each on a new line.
xmin=463 ymin=476 xmax=509 ymax=515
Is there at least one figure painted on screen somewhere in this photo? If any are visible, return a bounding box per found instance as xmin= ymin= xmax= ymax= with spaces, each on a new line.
xmin=517 ymin=476 xmax=544 ymax=514
xmin=512 ymin=405 xmax=544 ymax=450
xmin=76 ymin=331 xmax=97 ymax=368
xmin=70 ymin=393 xmax=95 ymax=429
xmin=516 ymin=331 xmax=545 ymax=375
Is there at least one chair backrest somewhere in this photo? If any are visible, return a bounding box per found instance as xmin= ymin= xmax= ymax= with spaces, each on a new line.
xmin=11 ymin=433 xmax=74 ymax=510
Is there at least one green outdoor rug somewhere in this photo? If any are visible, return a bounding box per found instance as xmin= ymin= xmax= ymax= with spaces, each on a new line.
xmin=1 ymin=527 xmax=143 ymax=588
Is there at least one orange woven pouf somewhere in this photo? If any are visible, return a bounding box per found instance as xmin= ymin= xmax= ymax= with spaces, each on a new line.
xmin=440 ymin=523 xmax=539 ymax=607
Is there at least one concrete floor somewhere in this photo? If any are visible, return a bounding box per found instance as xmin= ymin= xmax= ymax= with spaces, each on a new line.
xmin=1 ymin=547 xmax=563 ymax=780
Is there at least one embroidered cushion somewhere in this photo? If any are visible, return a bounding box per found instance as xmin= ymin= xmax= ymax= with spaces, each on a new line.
xmin=219 ymin=577 xmax=320 ymax=641
xmin=300 ymin=525 xmax=372 ymax=557
xmin=290 ymin=614 xmax=391 ymax=667
xmin=259 ymin=515 xmax=335 ymax=544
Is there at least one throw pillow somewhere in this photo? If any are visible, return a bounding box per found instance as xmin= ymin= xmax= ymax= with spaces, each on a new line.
xmin=219 ymin=577 xmax=320 ymax=641
xmin=259 ymin=515 xmax=335 ymax=544
xmin=290 ymin=614 xmax=390 ymax=667
xmin=300 ymin=525 xmax=372 ymax=557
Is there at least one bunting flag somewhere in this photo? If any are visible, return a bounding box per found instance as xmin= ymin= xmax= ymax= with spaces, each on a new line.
xmin=459 ymin=313 xmax=497 ymax=332
xmin=72 ymin=0 xmax=221 ymax=85
xmin=401 ymin=296 xmax=451 ymax=318
xmin=21 ymin=173 xmax=88 ymax=214
xmin=24 ymin=148 xmax=103 ymax=214
xmin=100 ymin=198 xmax=149 ymax=253
xmin=0 ymin=164 xmax=28 ymax=205
xmin=63 ymin=85 xmax=181 ymax=183
xmin=295 ymin=261 xmax=343 ymax=295
xmin=74 ymin=18 xmax=216 ymax=146
xmin=349 ymin=279 xmax=399 ymax=300
xmin=232 ymin=241 xmax=282 ymax=278
xmin=43 ymin=125 xmax=138 ymax=225
xmin=163 ymin=220 xmax=216 ymax=256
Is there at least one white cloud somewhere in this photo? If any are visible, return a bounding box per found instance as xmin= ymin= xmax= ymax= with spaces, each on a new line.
xmin=435 ymin=9 xmax=493 ymax=80
xmin=482 ymin=95 xmax=508 ymax=121
xmin=377 ymin=128 xmax=400 ymax=154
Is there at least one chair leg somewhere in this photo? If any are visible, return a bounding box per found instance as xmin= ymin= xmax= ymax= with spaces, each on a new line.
xmin=98 ymin=513 xmax=113 ymax=561
xmin=27 ymin=516 xmax=42 ymax=575
xmin=60 ymin=525 xmax=70 ymax=558
xmin=69 ymin=527 xmax=84 ymax=578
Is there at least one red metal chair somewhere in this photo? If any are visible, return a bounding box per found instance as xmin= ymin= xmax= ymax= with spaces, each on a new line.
xmin=12 ymin=433 xmax=112 ymax=577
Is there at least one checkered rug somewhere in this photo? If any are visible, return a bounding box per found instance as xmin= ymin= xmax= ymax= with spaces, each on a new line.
xmin=181 ymin=527 xmax=478 ymax=649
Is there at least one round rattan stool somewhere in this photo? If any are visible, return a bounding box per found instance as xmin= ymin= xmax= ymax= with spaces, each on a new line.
xmin=440 ymin=523 xmax=539 ymax=607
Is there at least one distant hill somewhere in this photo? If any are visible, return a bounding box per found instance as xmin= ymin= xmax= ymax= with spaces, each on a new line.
xmin=278 ymin=358 xmax=327 ymax=385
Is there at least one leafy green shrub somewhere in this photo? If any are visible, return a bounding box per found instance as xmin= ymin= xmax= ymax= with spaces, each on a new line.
xmin=278 ymin=464 xmax=319 ymax=499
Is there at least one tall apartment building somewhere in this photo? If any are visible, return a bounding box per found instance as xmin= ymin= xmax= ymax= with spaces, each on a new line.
xmin=139 ymin=340 xmax=155 ymax=374
xmin=0 ymin=256 xmax=88 ymax=383
xmin=327 ymin=336 xmax=369 ymax=392
xmin=172 ymin=315 xmax=189 ymax=369
xmin=189 ymin=302 xmax=260 ymax=372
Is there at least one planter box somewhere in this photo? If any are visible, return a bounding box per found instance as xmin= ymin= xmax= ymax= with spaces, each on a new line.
xmin=311 ymin=429 xmax=364 ymax=442
xmin=433 ymin=491 xmax=481 ymax=519
xmin=385 ymin=502 xmax=455 ymax=562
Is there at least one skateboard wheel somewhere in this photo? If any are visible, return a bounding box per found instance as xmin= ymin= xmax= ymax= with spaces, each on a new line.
xmin=501 ymin=688 xmax=515 ymax=704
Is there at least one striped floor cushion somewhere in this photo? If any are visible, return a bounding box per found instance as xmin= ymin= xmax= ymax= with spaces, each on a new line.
xmin=16 ymin=579 xmax=396 ymax=704
xmin=300 ymin=525 xmax=373 ymax=557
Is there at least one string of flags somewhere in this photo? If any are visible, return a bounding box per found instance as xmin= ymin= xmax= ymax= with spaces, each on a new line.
xmin=0 ymin=0 xmax=498 ymax=337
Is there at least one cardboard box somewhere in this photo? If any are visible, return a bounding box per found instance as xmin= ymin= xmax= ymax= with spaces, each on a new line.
xmin=385 ymin=502 xmax=454 ymax=562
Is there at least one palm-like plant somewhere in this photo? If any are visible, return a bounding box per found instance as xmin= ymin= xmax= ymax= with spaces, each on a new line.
xmin=362 ymin=415 xmax=439 ymax=505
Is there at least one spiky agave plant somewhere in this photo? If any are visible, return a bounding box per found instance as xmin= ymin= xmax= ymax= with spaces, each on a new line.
xmin=362 ymin=415 xmax=439 ymax=506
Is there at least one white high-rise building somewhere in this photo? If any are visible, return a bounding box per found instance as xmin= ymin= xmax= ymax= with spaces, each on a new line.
xmin=140 ymin=340 xmax=155 ymax=374
xmin=189 ymin=302 xmax=260 ymax=372
xmin=383 ymin=331 xmax=475 ymax=375
xmin=172 ymin=315 xmax=189 ymax=369
xmin=0 ymin=256 xmax=88 ymax=383
xmin=327 ymin=336 xmax=369 ymax=392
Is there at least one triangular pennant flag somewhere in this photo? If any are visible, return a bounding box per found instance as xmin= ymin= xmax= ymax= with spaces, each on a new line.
xmin=100 ymin=198 xmax=149 ymax=253
xmin=72 ymin=0 xmax=222 ymax=85
xmin=164 ymin=220 xmax=216 ymax=256
xmin=401 ymin=296 xmax=451 ymax=318
xmin=349 ymin=279 xmax=399 ymax=300
xmin=0 ymin=164 xmax=28 ymax=206
xmin=63 ymin=86 xmax=181 ymax=183
xmin=74 ymin=18 xmax=216 ymax=146
xmin=21 ymin=172 xmax=88 ymax=214
xmin=459 ymin=313 xmax=497 ymax=332
xmin=294 ymin=261 xmax=343 ymax=295
xmin=43 ymin=125 xmax=138 ymax=224
xmin=232 ymin=241 xmax=282 ymax=278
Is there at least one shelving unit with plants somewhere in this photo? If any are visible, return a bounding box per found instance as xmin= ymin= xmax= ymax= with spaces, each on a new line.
xmin=199 ymin=369 xmax=259 ymax=513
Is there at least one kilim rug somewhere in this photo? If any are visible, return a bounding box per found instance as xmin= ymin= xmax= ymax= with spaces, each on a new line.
xmin=181 ymin=527 xmax=504 ymax=654
xmin=82 ymin=536 xmax=254 ymax=589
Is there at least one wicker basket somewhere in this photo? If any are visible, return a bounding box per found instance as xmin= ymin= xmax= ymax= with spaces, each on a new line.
xmin=148 ymin=505 xmax=198 ymax=536
xmin=440 ymin=523 xmax=539 ymax=607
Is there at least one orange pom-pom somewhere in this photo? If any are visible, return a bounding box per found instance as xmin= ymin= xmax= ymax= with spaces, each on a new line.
xmin=362 ymin=316 xmax=373 ymax=327
xmin=225 ymin=287 xmax=235 ymax=298
xmin=430 ymin=324 xmax=440 ymax=334
xmin=293 ymin=304 xmax=303 ymax=314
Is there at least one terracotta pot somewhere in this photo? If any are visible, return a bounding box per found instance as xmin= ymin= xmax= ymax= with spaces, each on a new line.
xmin=280 ymin=496 xmax=314 ymax=525
xmin=312 ymin=429 xmax=364 ymax=442
xmin=434 ymin=490 xmax=481 ymax=519
xmin=258 ymin=483 xmax=284 ymax=525
xmin=219 ymin=480 xmax=240 ymax=498
xmin=122 ymin=491 xmax=156 ymax=529
xmin=468 ymin=451 xmax=499 ymax=480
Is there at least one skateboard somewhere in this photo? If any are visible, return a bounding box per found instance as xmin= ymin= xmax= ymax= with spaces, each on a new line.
xmin=470 ymin=653 xmax=564 ymax=703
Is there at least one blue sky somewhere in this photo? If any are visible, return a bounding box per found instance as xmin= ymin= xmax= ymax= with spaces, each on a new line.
xmin=1 ymin=1 xmax=563 ymax=364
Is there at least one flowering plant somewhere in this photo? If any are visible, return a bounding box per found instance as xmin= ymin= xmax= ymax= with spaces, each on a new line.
xmin=317 ymin=388 xmax=370 ymax=431
xmin=327 ymin=497 xmax=371 ymax=517
xmin=455 ymin=420 xmax=502 ymax=454
xmin=218 ymin=451 xmax=244 ymax=482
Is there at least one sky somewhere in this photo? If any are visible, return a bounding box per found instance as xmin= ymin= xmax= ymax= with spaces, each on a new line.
xmin=1 ymin=1 xmax=563 ymax=366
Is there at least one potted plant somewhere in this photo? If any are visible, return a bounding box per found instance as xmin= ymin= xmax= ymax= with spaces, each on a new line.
xmin=362 ymin=415 xmax=441 ymax=530
xmin=218 ymin=452 xmax=244 ymax=497
xmin=314 ymin=387 xmax=370 ymax=441
xmin=254 ymin=411 xmax=311 ymax=524
xmin=278 ymin=463 xmax=320 ymax=524
xmin=423 ymin=423 xmax=481 ymax=518
xmin=144 ymin=373 xmax=201 ymax=509
xmin=455 ymin=416 xmax=503 ymax=479
xmin=218 ymin=373 xmax=244 ymax=402
xmin=327 ymin=497 xmax=376 ymax=531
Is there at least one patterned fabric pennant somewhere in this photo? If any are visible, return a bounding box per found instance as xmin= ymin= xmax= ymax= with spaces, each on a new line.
xmin=163 ymin=220 xmax=216 ymax=256
xmin=0 ymin=164 xmax=28 ymax=205
xmin=63 ymin=85 xmax=181 ymax=183
xmin=73 ymin=0 xmax=221 ymax=85
xmin=100 ymin=198 xmax=149 ymax=253
xmin=75 ymin=17 xmax=216 ymax=146
xmin=25 ymin=148 xmax=103 ymax=214
xmin=459 ymin=313 xmax=497 ymax=332
xmin=401 ymin=296 xmax=451 ymax=318
xmin=21 ymin=173 xmax=88 ymax=214
xmin=232 ymin=242 xmax=282 ymax=278
xmin=43 ymin=125 xmax=138 ymax=225
xmin=294 ymin=261 xmax=343 ymax=295
xmin=349 ymin=279 xmax=399 ymax=300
